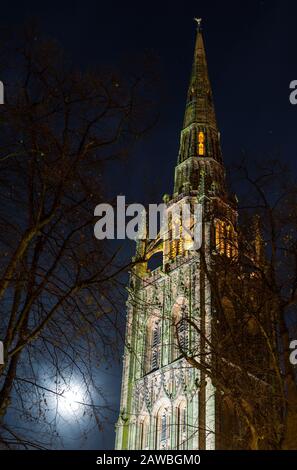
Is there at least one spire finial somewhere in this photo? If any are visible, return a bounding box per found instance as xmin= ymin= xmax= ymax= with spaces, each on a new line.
xmin=194 ymin=17 xmax=202 ymax=31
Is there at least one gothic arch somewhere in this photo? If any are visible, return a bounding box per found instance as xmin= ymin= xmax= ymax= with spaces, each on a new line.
xmin=138 ymin=411 xmax=150 ymax=450
xmin=152 ymin=398 xmax=172 ymax=450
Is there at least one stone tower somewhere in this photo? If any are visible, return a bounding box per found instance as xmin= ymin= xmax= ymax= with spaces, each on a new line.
xmin=115 ymin=21 xmax=238 ymax=450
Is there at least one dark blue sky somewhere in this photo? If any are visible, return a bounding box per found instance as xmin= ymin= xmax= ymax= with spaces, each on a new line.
xmin=2 ymin=0 xmax=297 ymax=449
xmin=4 ymin=0 xmax=297 ymax=202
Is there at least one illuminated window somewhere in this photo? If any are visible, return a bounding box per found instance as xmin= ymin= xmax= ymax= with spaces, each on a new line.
xmin=215 ymin=220 xmax=238 ymax=258
xmin=226 ymin=225 xmax=232 ymax=258
xmin=198 ymin=131 xmax=205 ymax=156
xmin=170 ymin=241 xmax=177 ymax=259
xmin=215 ymin=219 xmax=225 ymax=254
xmin=169 ymin=210 xmax=183 ymax=259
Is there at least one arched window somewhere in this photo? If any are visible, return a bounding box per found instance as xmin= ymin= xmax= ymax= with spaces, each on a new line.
xmin=176 ymin=307 xmax=189 ymax=351
xmin=198 ymin=131 xmax=205 ymax=156
xmin=168 ymin=207 xmax=183 ymax=260
xmin=145 ymin=316 xmax=161 ymax=373
xmin=139 ymin=416 xmax=149 ymax=449
xmin=176 ymin=401 xmax=187 ymax=450
xmin=215 ymin=219 xmax=225 ymax=254
xmin=156 ymin=407 xmax=170 ymax=449
xmin=161 ymin=413 xmax=167 ymax=442
xmin=151 ymin=320 xmax=161 ymax=370
xmin=172 ymin=300 xmax=189 ymax=360
xmin=215 ymin=219 xmax=238 ymax=258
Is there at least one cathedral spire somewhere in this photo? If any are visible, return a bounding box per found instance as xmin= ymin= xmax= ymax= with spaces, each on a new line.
xmin=183 ymin=18 xmax=218 ymax=132
xmin=173 ymin=20 xmax=225 ymax=197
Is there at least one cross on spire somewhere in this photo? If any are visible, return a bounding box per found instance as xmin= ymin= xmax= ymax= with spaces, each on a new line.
xmin=194 ymin=17 xmax=202 ymax=31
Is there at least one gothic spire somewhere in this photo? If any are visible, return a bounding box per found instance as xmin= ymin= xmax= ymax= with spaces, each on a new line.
xmin=173 ymin=20 xmax=225 ymax=197
xmin=183 ymin=19 xmax=218 ymax=132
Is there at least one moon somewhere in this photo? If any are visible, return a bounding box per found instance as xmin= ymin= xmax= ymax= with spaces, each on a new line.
xmin=59 ymin=383 xmax=85 ymax=416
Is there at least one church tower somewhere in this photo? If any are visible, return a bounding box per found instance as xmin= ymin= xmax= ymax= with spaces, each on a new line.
xmin=115 ymin=20 xmax=238 ymax=450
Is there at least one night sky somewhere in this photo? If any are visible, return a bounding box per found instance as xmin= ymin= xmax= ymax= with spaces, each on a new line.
xmin=2 ymin=0 xmax=297 ymax=449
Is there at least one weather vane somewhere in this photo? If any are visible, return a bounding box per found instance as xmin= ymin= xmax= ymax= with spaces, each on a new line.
xmin=194 ymin=17 xmax=202 ymax=30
